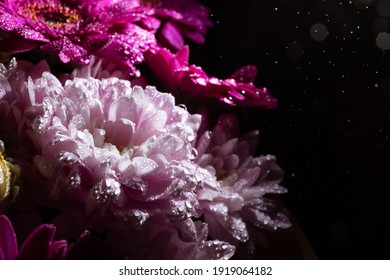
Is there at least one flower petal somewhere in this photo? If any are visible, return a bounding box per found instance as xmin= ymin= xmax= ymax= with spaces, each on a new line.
xmin=17 ymin=224 xmax=55 ymax=260
xmin=196 ymin=240 xmax=235 ymax=260
xmin=158 ymin=21 xmax=185 ymax=51
xmin=41 ymin=38 xmax=90 ymax=64
xmin=0 ymin=215 xmax=18 ymax=259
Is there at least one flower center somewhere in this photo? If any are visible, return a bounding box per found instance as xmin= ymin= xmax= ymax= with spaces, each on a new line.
xmin=20 ymin=0 xmax=82 ymax=34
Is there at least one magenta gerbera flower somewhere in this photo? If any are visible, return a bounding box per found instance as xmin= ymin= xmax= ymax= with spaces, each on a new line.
xmin=0 ymin=0 xmax=156 ymax=75
xmin=0 ymin=214 xmax=67 ymax=259
xmin=146 ymin=46 xmax=278 ymax=108
xmin=195 ymin=114 xmax=291 ymax=249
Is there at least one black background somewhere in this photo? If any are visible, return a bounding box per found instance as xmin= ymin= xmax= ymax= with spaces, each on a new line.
xmin=193 ymin=0 xmax=390 ymax=259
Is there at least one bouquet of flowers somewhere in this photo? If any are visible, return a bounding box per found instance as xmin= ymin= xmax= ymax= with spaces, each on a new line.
xmin=0 ymin=0 xmax=291 ymax=260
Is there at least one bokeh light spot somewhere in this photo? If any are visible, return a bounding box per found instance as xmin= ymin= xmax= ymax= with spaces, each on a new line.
xmin=376 ymin=32 xmax=390 ymax=49
xmin=310 ymin=24 xmax=329 ymax=41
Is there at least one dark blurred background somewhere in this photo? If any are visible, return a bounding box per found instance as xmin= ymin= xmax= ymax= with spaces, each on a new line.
xmin=194 ymin=0 xmax=390 ymax=259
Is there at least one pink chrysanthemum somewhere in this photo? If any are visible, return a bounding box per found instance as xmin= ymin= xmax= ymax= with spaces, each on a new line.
xmin=0 ymin=58 xmax=51 ymax=161
xmin=0 ymin=0 xmax=156 ymax=75
xmin=29 ymin=76 xmax=203 ymax=228
xmin=0 ymin=214 xmax=67 ymax=259
xmin=146 ymin=46 xmax=278 ymax=108
xmin=1 ymin=58 xmax=203 ymax=223
xmin=0 ymin=59 xmax=236 ymax=259
xmin=195 ymin=114 xmax=291 ymax=248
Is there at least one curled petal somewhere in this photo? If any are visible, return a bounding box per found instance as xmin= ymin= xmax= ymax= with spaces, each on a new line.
xmin=242 ymin=199 xmax=291 ymax=231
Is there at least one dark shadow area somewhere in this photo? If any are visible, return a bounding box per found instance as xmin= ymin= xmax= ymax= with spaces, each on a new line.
xmin=194 ymin=0 xmax=390 ymax=259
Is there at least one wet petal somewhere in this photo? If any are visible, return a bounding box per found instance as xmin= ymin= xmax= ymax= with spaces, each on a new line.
xmin=0 ymin=215 xmax=18 ymax=260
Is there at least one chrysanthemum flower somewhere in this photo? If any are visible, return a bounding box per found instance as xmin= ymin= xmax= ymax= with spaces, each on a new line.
xmin=0 ymin=58 xmax=237 ymax=259
xmin=0 ymin=214 xmax=67 ymax=259
xmin=30 ymin=77 xmax=204 ymax=228
xmin=0 ymin=58 xmax=203 ymax=228
xmin=1 ymin=60 xmax=48 ymax=211
xmin=0 ymin=58 xmax=54 ymax=206
xmin=195 ymin=114 xmax=291 ymax=247
xmin=146 ymin=46 xmax=278 ymax=108
xmin=0 ymin=0 xmax=156 ymax=75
